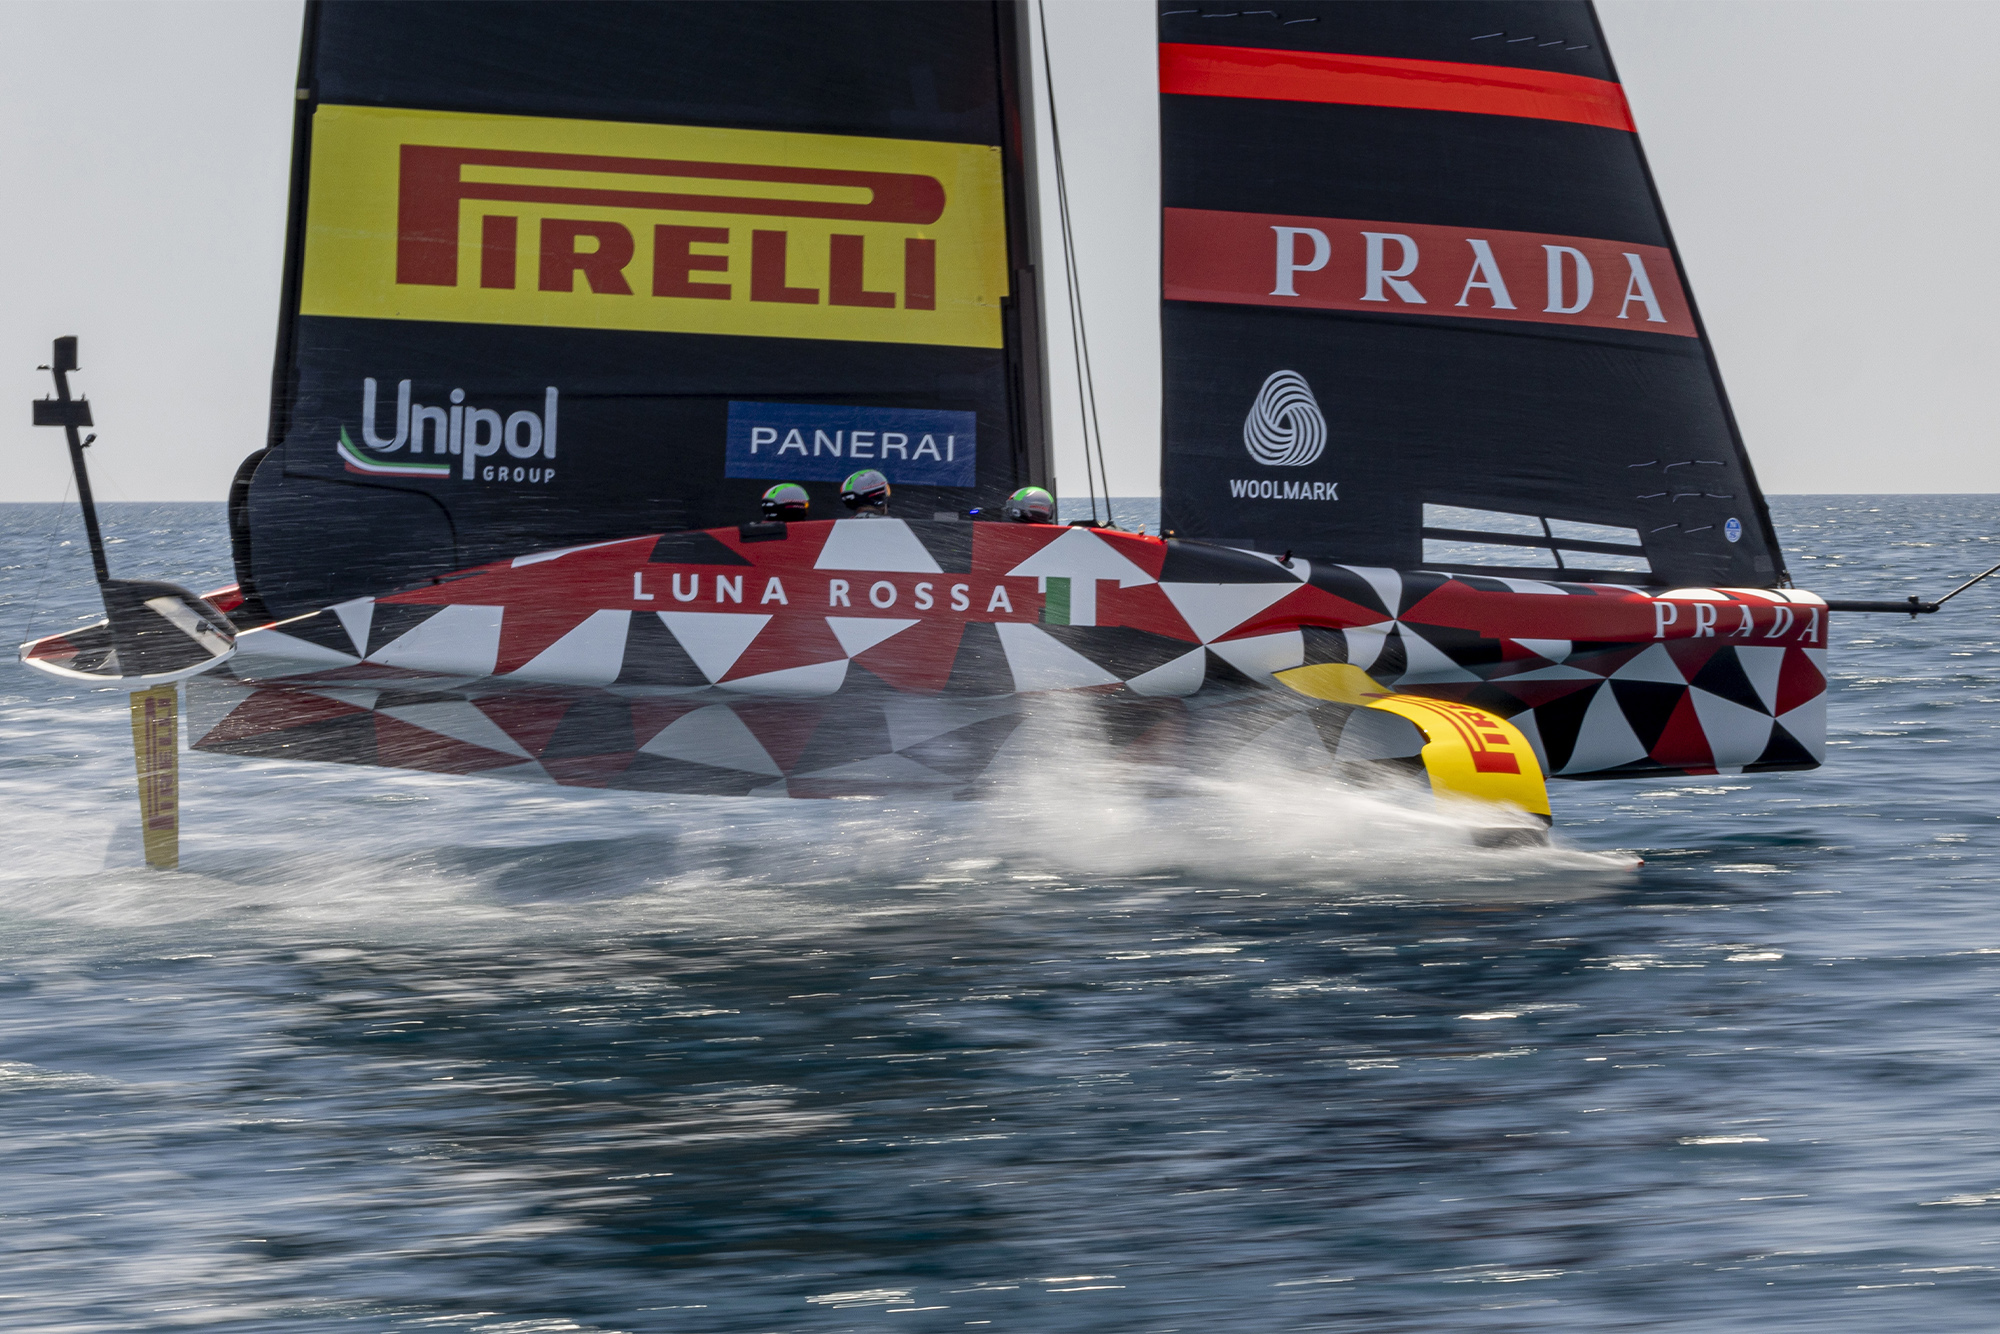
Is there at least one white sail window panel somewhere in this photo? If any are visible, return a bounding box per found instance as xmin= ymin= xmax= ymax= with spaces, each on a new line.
xmin=1425 ymin=505 xmax=1544 ymax=537
xmin=1421 ymin=505 xmax=1649 ymax=573
xmin=1547 ymin=518 xmax=1644 ymax=546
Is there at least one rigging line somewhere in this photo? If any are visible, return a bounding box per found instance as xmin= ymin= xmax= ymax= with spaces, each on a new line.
xmin=1037 ymin=0 xmax=1102 ymax=522
xmin=1037 ymin=0 xmax=1112 ymax=524
xmin=1931 ymin=560 xmax=2000 ymax=607
xmin=22 ymin=475 xmax=76 ymax=646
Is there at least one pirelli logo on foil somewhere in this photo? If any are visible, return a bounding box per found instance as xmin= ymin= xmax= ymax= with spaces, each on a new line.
xmin=300 ymin=105 xmax=1009 ymax=348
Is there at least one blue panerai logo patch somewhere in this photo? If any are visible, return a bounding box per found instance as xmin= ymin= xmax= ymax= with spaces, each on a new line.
xmin=725 ymin=401 xmax=975 ymax=487
xmin=1724 ymin=517 xmax=1743 ymax=543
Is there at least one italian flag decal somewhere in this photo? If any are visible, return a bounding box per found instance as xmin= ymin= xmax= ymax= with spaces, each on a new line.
xmin=337 ymin=426 xmax=451 ymax=477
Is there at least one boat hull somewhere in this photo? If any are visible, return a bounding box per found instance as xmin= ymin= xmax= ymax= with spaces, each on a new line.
xmin=183 ymin=518 xmax=1827 ymax=794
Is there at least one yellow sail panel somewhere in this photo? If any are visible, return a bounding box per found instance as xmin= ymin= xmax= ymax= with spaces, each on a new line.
xmin=299 ymin=105 xmax=1009 ymax=348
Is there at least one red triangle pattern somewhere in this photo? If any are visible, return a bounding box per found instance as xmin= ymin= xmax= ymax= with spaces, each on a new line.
xmin=1775 ymin=647 xmax=1826 ymax=717
xmin=1650 ymin=690 xmax=1713 ymax=768
xmin=728 ymin=699 xmax=828 ymax=773
xmin=373 ymin=715 xmax=523 ymax=774
xmin=494 ymin=605 xmax=605 ymax=675
xmin=473 ymin=694 xmax=574 ymax=759
xmin=850 ymin=617 xmax=969 ymax=694
xmin=202 ymin=688 xmax=362 ymax=745
xmin=722 ymin=614 xmax=844 ymax=682
xmin=627 ymin=698 xmax=708 ymax=749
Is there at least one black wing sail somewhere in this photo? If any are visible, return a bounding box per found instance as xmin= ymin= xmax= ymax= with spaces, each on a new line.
xmin=1157 ymin=0 xmax=1786 ymax=589
xmin=235 ymin=0 xmax=1051 ymax=620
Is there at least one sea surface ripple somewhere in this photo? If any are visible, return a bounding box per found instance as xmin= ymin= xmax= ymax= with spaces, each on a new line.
xmin=4 ymin=497 xmax=2000 ymax=1332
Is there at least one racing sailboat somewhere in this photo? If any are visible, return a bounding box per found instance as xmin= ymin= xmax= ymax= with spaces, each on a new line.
xmin=26 ymin=0 xmax=1867 ymax=853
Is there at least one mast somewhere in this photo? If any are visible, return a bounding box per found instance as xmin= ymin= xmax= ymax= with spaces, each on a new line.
xmin=997 ymin=0 xmax=1056 ymax=495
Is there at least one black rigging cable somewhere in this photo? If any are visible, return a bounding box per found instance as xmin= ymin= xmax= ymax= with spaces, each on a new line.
xmin=21 ymin=475 xmax=75 ymax=647
xmin=1036 ymin=0 xmax=1114 ymax=526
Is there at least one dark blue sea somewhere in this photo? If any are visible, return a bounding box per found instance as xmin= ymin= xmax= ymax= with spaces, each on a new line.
xmin=4 ymin=497 xmax=2000 ymax=1332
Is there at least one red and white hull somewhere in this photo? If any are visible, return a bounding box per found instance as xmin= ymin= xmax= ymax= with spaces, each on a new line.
xmin=159 ymin=518 xmax=1827 ymax=797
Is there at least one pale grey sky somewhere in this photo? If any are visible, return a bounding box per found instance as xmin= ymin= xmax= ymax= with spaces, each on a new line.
xmin=3 ymin=0 xmax=1993 ymax=505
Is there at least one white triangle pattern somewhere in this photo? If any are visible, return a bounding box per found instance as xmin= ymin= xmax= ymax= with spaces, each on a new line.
xmin=302 ymin=687 xmax=381 ymax=710
xmin=233 ymin=627 xmax=359 ymax=672
xmin=658 ymin=611 xmax=771 ymax=682
xmin=377 ymin=700 xmax=533 ymax=759
xmin=1495 ymin=663 xmax=1602 ymax=683
xmin=826 ymin=616 xmax=920 ymax=658
xmin=1778 ymin=699 xmax=1827 ymax=762
xmin=813 ymin=519 xmax=942 ymax=573
xmin=1508 ymin=707 xmax=1550 ymax=772
xmin=1208 ymin=630 xmax=1305 ymax=680
xmin=1513 ymin=638 xmax=1572 ymax=663
xmin=1687 ymin=687 xmax=1774 ymax=768
xmin=880 ymin=697 xmax=1019 ymax=752
xmin=1124 ymin=646 xmax=1208 ymax=697
xmin=1338 ymin=565 xmax=1403 ymax=617
xmin=719 ymin=659 xmax=849 ymax=696
xmin=1609 ymin=642 xmax=1689 ymax=685
xmin=1342 ymin=622 xmax=1395 ymax=673
xmin=1734 ymin=645 xmax=1787 ymax=715
xmin=788 ymin=753 xmax=958 ymax=786
xmin=1395 ymin=627 xmax=1481 ymax=683
xmin=1158 ymin=581 xmax=1299 ymax=643
xmin=993 ymin=622 xmax=1120 ymax=691
xmin=640 ymin=705 xmax=781 ymax=775
xmin=331 ymin=598 xmax=374 ymax=657
xmin=182 ymin=676 xmax=255 ymax=744
xmin=1560 ymin=683 xmax=1649 ymax=774
xmin=368 ymin=605 xmax=504 ymax=676
xmin=508 ymin=609 xmax=631 ymax=686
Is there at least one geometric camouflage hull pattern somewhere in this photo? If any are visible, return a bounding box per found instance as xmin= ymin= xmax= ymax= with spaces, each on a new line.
xmin=188 ymin=518 xmax=1828 ymax=796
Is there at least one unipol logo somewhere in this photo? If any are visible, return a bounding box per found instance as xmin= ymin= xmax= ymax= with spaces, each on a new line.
xmin=337 ymin=377 xmax=559 ymax=485
xmin=1242 ymin=370 xmax=1326 ymax=467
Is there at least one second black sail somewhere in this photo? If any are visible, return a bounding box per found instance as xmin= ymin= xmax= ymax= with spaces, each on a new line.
xmin=1157 ymin=0 xmax=1785 ymax=590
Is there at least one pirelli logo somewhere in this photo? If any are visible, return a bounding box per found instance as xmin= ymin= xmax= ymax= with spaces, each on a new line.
xmin=300 ymin=105 xmax=1009 ymax=348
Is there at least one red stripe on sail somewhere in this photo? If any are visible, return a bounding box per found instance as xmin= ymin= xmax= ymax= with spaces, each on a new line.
xmin=1159 ymin=43 xmax=1636 ymax=132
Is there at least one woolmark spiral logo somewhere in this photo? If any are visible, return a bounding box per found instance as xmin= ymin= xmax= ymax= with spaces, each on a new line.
xmin=1242 ymin=370 xmax=1326 ymax=467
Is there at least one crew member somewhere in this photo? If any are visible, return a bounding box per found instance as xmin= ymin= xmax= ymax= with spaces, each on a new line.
xmin=1003 ymin=486 xmax=1055 ymax=524
xmin=760 ymin=483 xmax=809 ymax=521
xmin=840 ymin=469 xmax=890 ymax=517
